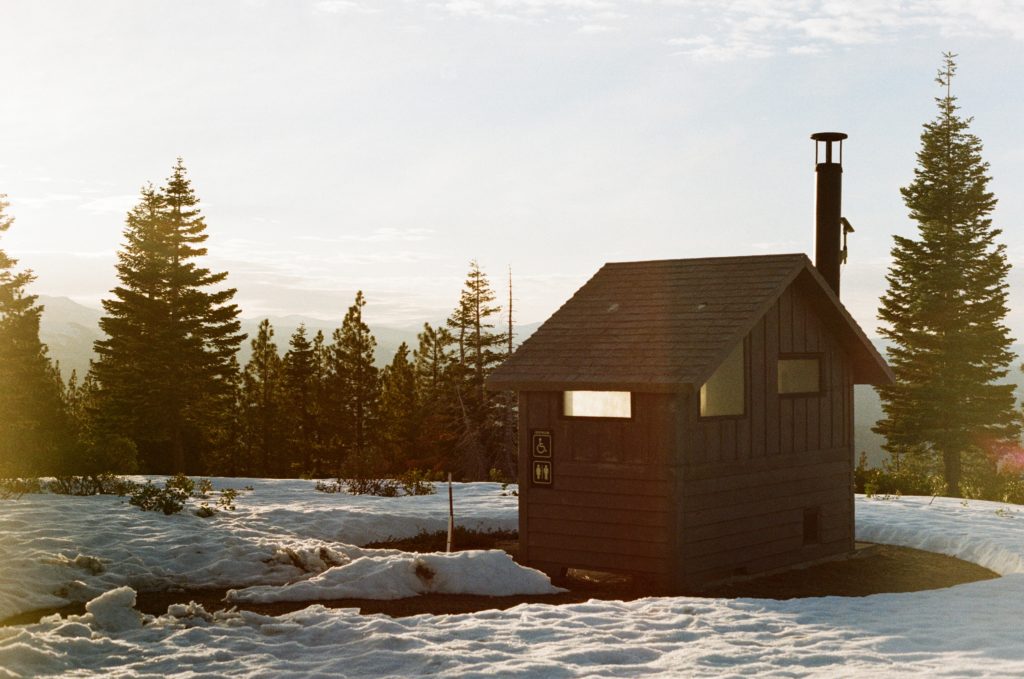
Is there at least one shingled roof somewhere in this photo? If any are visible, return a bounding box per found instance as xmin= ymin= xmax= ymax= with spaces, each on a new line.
xmin=487 ymin=253 xmax=892 ymax=393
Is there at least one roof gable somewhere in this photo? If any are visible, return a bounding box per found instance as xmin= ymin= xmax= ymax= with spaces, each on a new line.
xmin=487 ymin=253 xmax=891 ymax=392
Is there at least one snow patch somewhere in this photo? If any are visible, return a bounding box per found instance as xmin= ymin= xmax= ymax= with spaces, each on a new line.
xmin=5 ymin=480 xmax=1024 ymax=676
xmin=228 ymin=550 xmax=564 ymax=603
xmin=83 ymin=586 xmax=142 ymax=633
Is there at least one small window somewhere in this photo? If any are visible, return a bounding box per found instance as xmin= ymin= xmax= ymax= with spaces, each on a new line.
xmin=778 ymin=356 xmax=822 ymax=395
xmin=700 ymin=341 xmax=745 ymax=417
xmin=563 ymin=391 xmax=632 ymax=418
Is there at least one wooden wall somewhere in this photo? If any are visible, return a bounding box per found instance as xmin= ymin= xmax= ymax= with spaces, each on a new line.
xmin=688 ymin=280 xmax=852 ymax=464
xmin=516 ymin=279 xmax=857 ymax=589
xmin=517 ymin=391 xmax=681 ymax=581
xmin=675 ymin=279 xmax=856 ymax=588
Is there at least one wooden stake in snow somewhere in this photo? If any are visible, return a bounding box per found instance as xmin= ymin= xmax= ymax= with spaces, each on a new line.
xmin=446 ymin=473 xmax=454 ymax=553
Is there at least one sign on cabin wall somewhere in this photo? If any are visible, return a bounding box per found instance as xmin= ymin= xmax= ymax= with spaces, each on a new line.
xmin=531 ymin=430 xmax=553 ymax=486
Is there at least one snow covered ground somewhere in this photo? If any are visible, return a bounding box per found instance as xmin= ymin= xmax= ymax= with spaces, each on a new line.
xmin=1 ymin=480 xmax=1023 ymax=677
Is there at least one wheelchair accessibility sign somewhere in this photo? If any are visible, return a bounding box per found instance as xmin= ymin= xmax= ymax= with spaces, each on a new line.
xmin=531 ymin=430 xmax=552 ymax=458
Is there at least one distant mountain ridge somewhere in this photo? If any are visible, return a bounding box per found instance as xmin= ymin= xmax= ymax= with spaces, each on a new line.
xmin=35 ymin=296 xmax=1024 ymax=468
xmin=36 ymin=295 xmax=542 ymax=379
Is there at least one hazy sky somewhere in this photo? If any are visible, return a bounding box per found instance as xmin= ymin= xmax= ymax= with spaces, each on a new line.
xmin=2 ymin=1 xmax=1023 ymax=336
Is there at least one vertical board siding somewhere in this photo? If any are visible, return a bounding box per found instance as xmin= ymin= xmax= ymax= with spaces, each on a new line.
xmin=749 ymin=316 xmax=767 ymax=460
xmin=678 ymin=277 xmax=857 ymax=587
xmin=688 ymin=279 xmax=851 ymax=464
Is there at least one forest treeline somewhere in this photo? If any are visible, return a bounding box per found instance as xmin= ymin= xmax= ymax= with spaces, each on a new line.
xmin=0 ymin=162 xmax=516 ymax=481
xmin=4 ymin=56 xmax=1024 ymax=498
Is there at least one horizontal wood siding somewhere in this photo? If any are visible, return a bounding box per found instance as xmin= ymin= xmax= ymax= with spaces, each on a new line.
xmin=678 ymin=447 xmax=854 ymax=588
xmin=519 ymin=391 xmax=679 ymax=578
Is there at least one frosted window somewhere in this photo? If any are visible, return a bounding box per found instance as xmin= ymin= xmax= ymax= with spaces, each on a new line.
xmin=563 ymin=391 xmax=632 ymax=418
xmin=778 ymin=358 xmax=821 ymax=394
xmin=700 ymin=342 xmax=745 ymax=417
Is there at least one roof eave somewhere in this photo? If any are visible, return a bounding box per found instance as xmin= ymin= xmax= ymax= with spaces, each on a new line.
xmin=485 ymin=376 xmax=690 ymax=393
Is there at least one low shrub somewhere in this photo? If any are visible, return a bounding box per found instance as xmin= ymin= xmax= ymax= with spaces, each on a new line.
xmin=195 ymin=503 xmax=217 ymax=518
xmin=196 ymin=478 xmax=214 ymax=498
xmin=129 ymin=481 xmax=188 ymax=515
xmin=165 ymin=473 xmax=196 ymax=497
xmin=218 ymin=488 xmax=238 ymax=510
xmin=47 ymin=474 xmax=139 ymax=497
xmin=345 ymin=477 xmax=400 ymax=497
xmin=316 ymin=469 xmax=437 ymax=497
xmin=194 ymin=487 xmax=239 ymax=516
xmin=0 ymin=477 xmax=43 ymax=500
xmin=314 ymin=480 xmax=344 ymax=493
xmin=398 ymin=469 xmax=435 ymax=496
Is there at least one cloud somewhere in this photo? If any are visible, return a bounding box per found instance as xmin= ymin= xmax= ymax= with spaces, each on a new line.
xmin=296 ymin=227 xmax=436 ymax=243
xmin=11 ymin=193 xmax=83 ymax=208
xmin=701 ymin=0 xmax=1024 ymax=58
xmin=577 ymin=23 xmax=617 ymax=34
xmin=313 ymin=0 xmax=377 ymax=14
xmin=670 ymin=33 xmax=774 ymax=62
xmin=12 ymin=249 xmax=114 ymax=259
xmin=788 ymin=44 xmax=825 ymax=55
xmin=440 ymin=0 xmax=619 ymax=22
xmin=79 ymin=195 xmax=140 ymax=215
xmin=427 ymin=0 xmax=1024 ymax=60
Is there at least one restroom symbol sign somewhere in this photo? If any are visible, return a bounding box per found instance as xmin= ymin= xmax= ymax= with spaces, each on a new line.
xmin=532 ymin=460 xmax=552 ymax=485
xmin=531 ymin=430 xmax=552 ymax=458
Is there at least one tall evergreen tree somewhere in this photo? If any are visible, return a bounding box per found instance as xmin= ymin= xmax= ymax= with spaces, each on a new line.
xmin=379 ymin=342 xmax=418 ymax=472
xmin=310 ymin=329 xmax=331 ymax=476
xmin=412 ymin=322 xmax=457 ymax=472
xmin=325 ymin=291 xmax=380 ymax=476
xmin=875 ymin=53 xmax=1018 ymax=497
xmin=92 ymin=161 xmax=245 ymax=473
xmin=61 ymin=368 xmax=138 ymax=475
xmin=414 ymin=323 xmax=454 ymax=397
xmin=446 ymin=261 xmax=507 ymax=479
xmin=0 ymin=195 xmax=69 ymax=475
xmin=240 ymin=319 xmax=285 ymax=476
xmin=282 ymin=324 xmax=324 ymax=476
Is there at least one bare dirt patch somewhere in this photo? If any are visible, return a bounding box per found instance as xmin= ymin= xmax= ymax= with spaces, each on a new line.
xmin=3 ymin=533 xmax=999 ymax=625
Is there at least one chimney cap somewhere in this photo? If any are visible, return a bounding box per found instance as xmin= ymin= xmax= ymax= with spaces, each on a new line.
xmin=811 ymin=132 xmax=848 ymax=142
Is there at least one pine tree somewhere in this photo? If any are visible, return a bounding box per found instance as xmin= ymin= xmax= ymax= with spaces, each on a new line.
xmin=414 ymin=323 xmax=454 ymax=397
xmin=240 ymin=319 xmax=285 ymax=476
xmin=325 ymin=291 xmax=380 ymax=476
xmin=0 ymin=195 xmax=70 ymax=476
xmin=62 ymin=369 xmax=138 ymax=475
xmin=875 ymin=53 xmax=1018 ymax=497
xmin=379 ymin=342 xmax=418 ymax=472
xmin=92 ymin=161 xmax=245 ymax=473
xmin=446 ymin=261 xmax=507 ymax=479
xmin=310 ymin=329 xmax=331 ymax=476
xmin=282 ymin=324 xmax=321 ymax=476
xmin=412 ymin=322 xmax=457 ymax=472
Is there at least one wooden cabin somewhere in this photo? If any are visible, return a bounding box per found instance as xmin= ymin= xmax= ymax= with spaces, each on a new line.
xmin=486 ymin=252 xmax=892 ymax=590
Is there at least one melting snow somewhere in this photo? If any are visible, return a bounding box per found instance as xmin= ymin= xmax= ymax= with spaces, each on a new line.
xmin=1 ymin=480 xmax=1023 ymax=677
